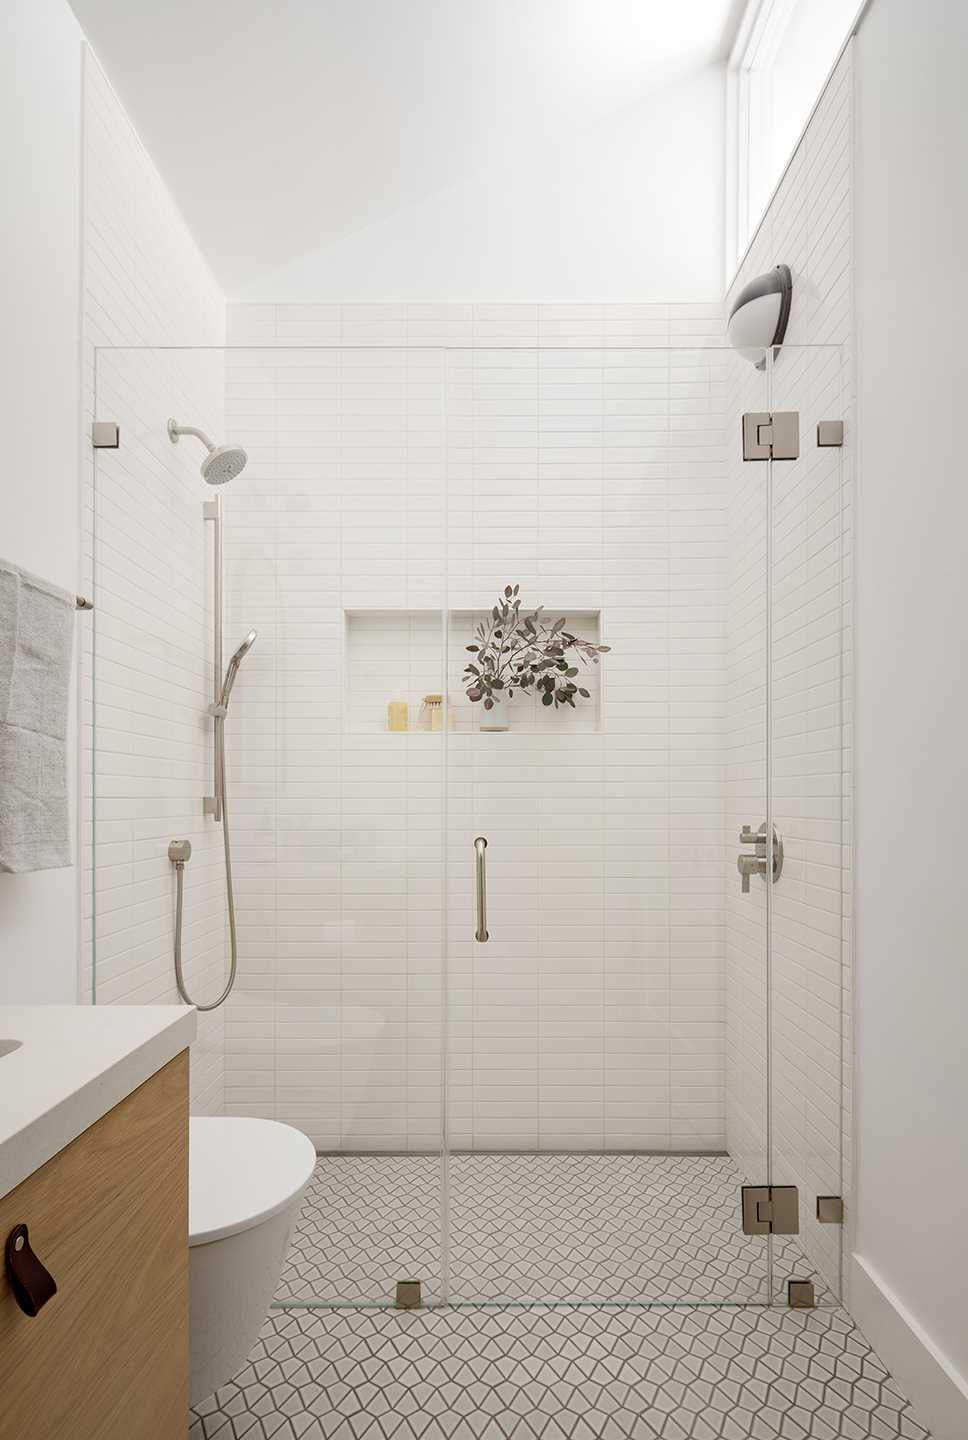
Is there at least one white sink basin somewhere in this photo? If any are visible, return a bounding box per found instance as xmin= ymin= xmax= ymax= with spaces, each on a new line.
xmin=0 ymin=1040 xmax=21 ymax=1059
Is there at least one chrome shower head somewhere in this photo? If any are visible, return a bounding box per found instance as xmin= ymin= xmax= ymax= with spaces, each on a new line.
xmin=218 ymin=629 xmax=258 ymax=709
xmin=168 ymin=418 xmax=247 ymax=485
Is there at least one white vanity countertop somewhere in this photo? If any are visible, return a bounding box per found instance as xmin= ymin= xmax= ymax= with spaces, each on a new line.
xmin=0 ymin=1005 xmax=196 ymax=1201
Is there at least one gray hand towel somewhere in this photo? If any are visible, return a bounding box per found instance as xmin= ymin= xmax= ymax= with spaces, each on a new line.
xmin=0 ymin=560 xmax=75 ymax=872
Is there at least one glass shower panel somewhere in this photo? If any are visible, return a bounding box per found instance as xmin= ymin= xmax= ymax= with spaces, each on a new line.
xmin=222 ymin=345 xmax=450 ymax=1306
xmin=91 ymin=345 xmax=450 ymax=1310
xmin=765 ymin=345 xmax=847 ymax=1307
xmin=442 ymin=346 xmax=773 ymax=1305
xmin=723 ymin=340 xmax=774 ymax=1284
xmin=87 ymin=344 xmax=228 ymax=1056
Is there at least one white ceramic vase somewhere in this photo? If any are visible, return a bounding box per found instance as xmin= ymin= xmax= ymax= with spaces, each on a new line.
xmin=479 ymin=690 xmax=510 ymax=731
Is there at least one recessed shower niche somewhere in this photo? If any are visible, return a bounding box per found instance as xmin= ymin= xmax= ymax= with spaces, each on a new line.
xmin=344 ymin=608 xmax=604 ymax=734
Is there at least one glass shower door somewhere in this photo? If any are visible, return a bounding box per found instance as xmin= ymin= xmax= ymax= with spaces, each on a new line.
xmin=441 ymin=344 xmax=774 ymax=1305
xmin=765 ymin=344 xmax=847 ymax=1307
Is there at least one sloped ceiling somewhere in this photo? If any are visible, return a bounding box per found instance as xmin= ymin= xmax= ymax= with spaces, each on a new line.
xmin=69 ymin=0 xmax=743 ymax=292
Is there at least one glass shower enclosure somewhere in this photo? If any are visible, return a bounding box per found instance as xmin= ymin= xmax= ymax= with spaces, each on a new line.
xmin=88 ymin=341 xmax=846 ymax=1310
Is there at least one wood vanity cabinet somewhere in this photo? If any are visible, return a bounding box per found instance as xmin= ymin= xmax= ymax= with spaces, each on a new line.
xmin=0 ymin=1051 xmax=189 ymax=1439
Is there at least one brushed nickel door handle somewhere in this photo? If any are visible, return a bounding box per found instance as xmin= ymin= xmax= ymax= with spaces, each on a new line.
xmin=474 ymin=836 xmax=488 ymax=942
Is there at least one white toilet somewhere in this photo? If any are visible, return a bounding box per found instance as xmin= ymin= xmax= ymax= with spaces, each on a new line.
xmin=188 ymin=1116 xmax=317 ymax=1407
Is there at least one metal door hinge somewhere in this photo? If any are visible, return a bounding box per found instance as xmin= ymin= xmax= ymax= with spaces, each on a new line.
xmin=92 ymin=420 xmax=120 ymax=449
xmin=788 ymin=1279 xmax=816 ymax=1308
xmin=741 ymin=1185 xmax=799 ymax=1235
xmin=395 ymin=1280 xmax=422 ymax=1309
xmin=742 ymin=411 xmax=799 ymax=461
xmin=816 ymin=1195 xmax=844 ymax=1224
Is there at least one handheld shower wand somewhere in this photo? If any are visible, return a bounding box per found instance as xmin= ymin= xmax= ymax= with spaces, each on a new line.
xmin=217 ymin=629 xmax=258 ymax=709
xmin=170 ymin=627 xmax=258 ymax=1012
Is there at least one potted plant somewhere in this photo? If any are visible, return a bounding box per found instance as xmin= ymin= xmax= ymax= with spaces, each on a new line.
xmin=463 ymin=586 xmax=609 ymax=730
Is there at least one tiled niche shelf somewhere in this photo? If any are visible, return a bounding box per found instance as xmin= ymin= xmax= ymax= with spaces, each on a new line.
xmin=344 ymin=608 xmax=604 ymax=735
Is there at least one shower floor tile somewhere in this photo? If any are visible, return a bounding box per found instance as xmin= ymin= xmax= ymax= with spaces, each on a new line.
xmin=190 ymin=1304 xmax=930 ymax=1440
xmin=276 ymin=1152 xmax=831 ymax=1307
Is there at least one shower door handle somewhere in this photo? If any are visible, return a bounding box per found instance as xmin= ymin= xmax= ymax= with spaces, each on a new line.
xmin=474 ymin=836 xmax=488 ymax=942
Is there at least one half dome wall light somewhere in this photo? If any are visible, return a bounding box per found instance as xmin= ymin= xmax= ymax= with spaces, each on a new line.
xmin=727 ymin=264 xmax=793 ymax=369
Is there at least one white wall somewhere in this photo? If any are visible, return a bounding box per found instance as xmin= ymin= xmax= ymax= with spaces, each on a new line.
xmin=232 ymin=69 xmax=725 ymax=305
xmin=0 ymin=1 xmax=231 ymax=1112
xmin=0 ymin=0 xmax=84 ymax=1004
xmin=852 ymin=1 xmax=968 ymax=1433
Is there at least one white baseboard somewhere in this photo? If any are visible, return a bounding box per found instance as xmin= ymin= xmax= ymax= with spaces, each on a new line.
xmin=850 ymin=1253 xmax=968 ymax=1440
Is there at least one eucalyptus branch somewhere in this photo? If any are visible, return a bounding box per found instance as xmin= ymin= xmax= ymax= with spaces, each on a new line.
xmin=464 ymin=586 xmax=610 ymax=711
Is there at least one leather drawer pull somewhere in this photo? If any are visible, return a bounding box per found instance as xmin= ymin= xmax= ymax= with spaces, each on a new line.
xmin=5 ymin=1225 xmax=57 ymax=1317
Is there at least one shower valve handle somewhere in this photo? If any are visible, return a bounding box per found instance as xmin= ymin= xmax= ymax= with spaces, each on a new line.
xmin=737 ymin=823 xmax=784 ymax=892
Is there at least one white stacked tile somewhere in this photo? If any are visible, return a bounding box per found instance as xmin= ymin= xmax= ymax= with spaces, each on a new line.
xmin=724 ymin=46 xmax=853 ymax=1298
xmin=79 ymin=49 xmax=227 ymax=1113
xmin=221 ymin=306 xmax=727 ymax=1153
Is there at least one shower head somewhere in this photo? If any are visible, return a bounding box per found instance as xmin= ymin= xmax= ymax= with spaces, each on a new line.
xmin=218 ymin=629 xmax=258 ymax=709
xmin=232 ymin=629 xmax=258 ymax=664
xmin=168 ymin=417 xmax=247 ymax=485
xmin=201 ymin=444 xmax=248 ymax=485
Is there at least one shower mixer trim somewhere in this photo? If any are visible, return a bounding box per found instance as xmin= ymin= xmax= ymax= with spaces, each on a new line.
xmin=737 ymin=822 xmax=784 ymax=893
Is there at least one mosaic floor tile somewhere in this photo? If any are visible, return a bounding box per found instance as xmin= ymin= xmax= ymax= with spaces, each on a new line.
xmin=190 ymin=1305 xmax=930 ymax=1440
xmin=189 ymin=1155 xmax=921 ymax=1437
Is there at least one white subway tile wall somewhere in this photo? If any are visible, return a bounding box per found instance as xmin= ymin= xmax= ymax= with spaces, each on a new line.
xmin=725 ymin=45 xmax=853 ymax=1299
xmin=220 ymin=308 xmax=731 ymax=1157
xmin=80 ymin=48 xmax=228 ymax=1112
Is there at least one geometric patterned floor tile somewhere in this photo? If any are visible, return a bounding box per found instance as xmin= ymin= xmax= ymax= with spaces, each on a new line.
xmin=277 ymin=1153 xmax=832 ymax=1307
xmin=190 ymin=1304 xmax=931 ymax=1439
